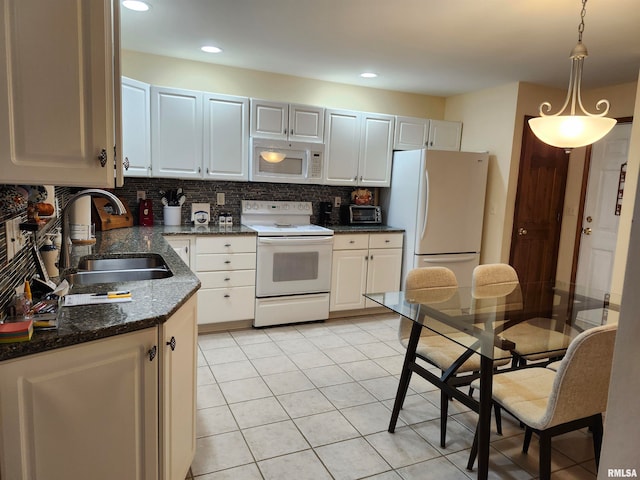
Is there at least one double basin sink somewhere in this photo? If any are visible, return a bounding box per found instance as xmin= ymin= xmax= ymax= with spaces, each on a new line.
xmin=65 ymin=254 xmax=173 ymax=286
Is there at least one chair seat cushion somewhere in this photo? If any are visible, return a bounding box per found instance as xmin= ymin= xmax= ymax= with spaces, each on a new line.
xmin=546 ymin=360 xmax=562 ymax=371
xmin=470 ymin=367 xmax=556 ymax=429
xmin=503 ymin=318 xmax=571 ymax=359
xmin=400 ymin=335 xmax=511 ymax=373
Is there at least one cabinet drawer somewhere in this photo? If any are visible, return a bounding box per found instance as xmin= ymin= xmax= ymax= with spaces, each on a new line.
xmin=333 ymin=234 xmax=369 ymax=250
xmin=197 ymin=286 xmax=255 ymax=324
xmin=197 ymin=270 xmax=255 ymax=288
xmin=195 ymin=235 xmax=256 ymax=254
xmin=369 ymin=233 xmax=403 ymax=249
xmin=196 ymin=253 xmax=256 ymax=272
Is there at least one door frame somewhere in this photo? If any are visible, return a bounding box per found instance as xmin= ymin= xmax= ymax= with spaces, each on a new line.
xmin=569 ymin=117 xmax=634 ymax=285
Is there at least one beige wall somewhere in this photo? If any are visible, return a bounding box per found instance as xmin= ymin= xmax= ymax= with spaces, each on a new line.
xmin=122 ymin=50 xmax=446 ymax=118
xmin=599 ymin=73 xmax=640 ymax=478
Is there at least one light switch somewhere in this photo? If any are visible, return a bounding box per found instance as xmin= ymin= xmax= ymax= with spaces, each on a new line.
xmin=217 ymin=192 xmax=225 ymax=206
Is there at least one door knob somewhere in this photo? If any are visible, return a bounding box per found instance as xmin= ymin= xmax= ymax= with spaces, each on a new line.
xmin=518 ymin=227 xmax=528 ymax=236
xmin=583 ymin=227 xmax=592 ymax=235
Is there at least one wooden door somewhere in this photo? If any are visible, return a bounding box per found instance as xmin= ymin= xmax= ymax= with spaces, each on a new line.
xmin=509 ymin=117 xmax=569 ymax=314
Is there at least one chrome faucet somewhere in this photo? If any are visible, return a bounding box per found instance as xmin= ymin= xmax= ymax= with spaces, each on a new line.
xmin=58 ymin=189 xmax=126 ymax=271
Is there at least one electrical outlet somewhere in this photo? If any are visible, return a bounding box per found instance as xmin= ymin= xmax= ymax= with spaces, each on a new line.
xmin=217 ymin=192 xmax=225 ymax=206
xmin=136 ymin=190 xmax=146 ymax=201
xmin=5 ymin=217 xmax=26 ymax=261
xmin=334 ymin=196 xmax=341 ymax=208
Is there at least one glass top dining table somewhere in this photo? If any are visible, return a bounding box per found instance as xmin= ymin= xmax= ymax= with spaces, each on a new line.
xmin=365 ymin=281 xmax=617 ymax=480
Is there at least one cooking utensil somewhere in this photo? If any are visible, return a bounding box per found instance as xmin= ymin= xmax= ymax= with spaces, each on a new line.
xmin=178 ymin=195 xmax=186 ymax=206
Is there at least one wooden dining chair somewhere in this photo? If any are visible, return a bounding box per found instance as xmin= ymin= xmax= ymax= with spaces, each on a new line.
xmin=398 ymin=266 xmax=508 ymax=448
xmin=467 ymin=323 xmax=617 ymax=480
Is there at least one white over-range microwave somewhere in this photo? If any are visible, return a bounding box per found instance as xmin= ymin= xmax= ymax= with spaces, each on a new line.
xmin=249 ymin=138 xmax=324 ymax=184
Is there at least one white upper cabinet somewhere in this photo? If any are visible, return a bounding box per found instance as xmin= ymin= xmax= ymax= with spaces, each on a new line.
xmin=324 ymin=109 xmax=394 ymax=187
xmin=0 ymin=0 xmax=121 ymax=187
xmin=148 ymin=87 xmax=248 ymax=180
xmin=250 ymin=99 xmax=324 ymax=143
xmin=394 ymin=116 xmax=430 ymax=150
xmin=122 ymin=77 xmax=151 ymax=177
xmin=428 ymin=119 xmax=462 ymax=151
xmin=203 ymin=93 xmax=249 ymax=181
xmin=151 ymin=86 xmax=204 ymax=179
xmin=359 ymin=113 xmax=394 ymax=186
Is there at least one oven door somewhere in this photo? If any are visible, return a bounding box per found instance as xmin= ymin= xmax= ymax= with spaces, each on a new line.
xmin=256 ymin=236 xmax=333 ymax=297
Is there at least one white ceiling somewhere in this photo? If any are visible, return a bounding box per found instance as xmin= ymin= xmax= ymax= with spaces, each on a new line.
xmin=120 ymin=0 xmax=640 ymax=97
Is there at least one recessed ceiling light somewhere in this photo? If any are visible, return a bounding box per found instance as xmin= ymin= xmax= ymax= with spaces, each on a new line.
xmin=360 ymin=72 xmax=378 ymax=79
xmin=201 ymin=45 xmax=223 ymax=54
xmin=122 ymin=1 xmax=150 ymax=12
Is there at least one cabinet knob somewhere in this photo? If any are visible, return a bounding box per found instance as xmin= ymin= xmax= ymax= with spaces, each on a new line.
xmin=148 ymin=345 xmax=157 ymax=362
xmin=349 ymin=240 xmax=355 ymax=244
xmin=385 ymin=239 xmax=390 ymax=243
xmin=166 ymin=336 xmax=176 ymax=351
xmin=123 ymin=156 xmax=130 ymax=170
xmin=98 ymin=148 xmax=107 ymax=167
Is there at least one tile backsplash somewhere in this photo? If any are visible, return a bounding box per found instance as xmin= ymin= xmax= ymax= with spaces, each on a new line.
xmin=0 ymin=187 xmax=70 ymax=318
xmin=116 ymin=178 xmax=357 ymax=226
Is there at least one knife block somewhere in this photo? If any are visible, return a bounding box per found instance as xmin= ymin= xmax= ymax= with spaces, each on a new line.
xmin=91 ymin=197 xmax=134 ymax=231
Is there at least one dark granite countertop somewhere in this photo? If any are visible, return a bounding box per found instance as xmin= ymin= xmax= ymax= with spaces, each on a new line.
xmin=0 ymin=226 xmax=206 ymax=362
xmin=161 ymin=224 xmax=257 ymax=236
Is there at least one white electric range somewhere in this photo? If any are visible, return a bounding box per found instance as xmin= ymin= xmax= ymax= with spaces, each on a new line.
xmin=241 ymin=200 xmax=334 ymax=327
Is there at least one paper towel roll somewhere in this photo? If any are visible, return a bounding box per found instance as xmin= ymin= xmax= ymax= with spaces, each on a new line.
xmin=70 ymin=196 xmax=91 ymax=240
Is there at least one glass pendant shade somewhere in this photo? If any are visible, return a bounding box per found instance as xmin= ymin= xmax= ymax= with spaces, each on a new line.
xmin=529 ymin=0 xmax=615 ymax=150
xmin=529 ymin=115 xmax=616 ymax=149
xmin=260 ymin=151 xmax=286 ymax=163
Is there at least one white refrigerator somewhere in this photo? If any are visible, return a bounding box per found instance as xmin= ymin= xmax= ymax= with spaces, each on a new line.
xmin=381 ymin=149 xmax=489 ymax=290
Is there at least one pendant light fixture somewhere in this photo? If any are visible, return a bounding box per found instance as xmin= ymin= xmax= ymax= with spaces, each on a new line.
xmin=528 ymin=0 xmax=616 ymax=150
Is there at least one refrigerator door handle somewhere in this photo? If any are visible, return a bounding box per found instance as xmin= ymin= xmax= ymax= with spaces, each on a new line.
xmin=419 ymin=169 xmax=430 ymax=240
xmin=422 ymin=254 xmax=478 ymax=264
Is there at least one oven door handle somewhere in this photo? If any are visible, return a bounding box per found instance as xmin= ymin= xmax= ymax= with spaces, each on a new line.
xmin=258 ymin=236 xmax=334 ymax=246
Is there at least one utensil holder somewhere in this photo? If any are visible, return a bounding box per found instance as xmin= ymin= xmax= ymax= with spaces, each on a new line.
xmin=163 ymin=206 xmax=182 ymax=226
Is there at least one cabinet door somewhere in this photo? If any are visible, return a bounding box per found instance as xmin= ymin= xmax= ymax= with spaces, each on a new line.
xmin=160 ymin=296 xmax=197 ymax=480
xmin=122 ymin=77 xmax=151 ymax=177
xmin=0 ymin=329 xmax=159 ymax=480
xmin=250 ymin=99 xmax=287 ymax=140
xmin=359 ymin=113 xmax=394 ymax=187
xmin=428 ymin=120 xmax=462 ymax=151
xmin=165 ymin=236 xmax=192 ymax=268
xmin=289 ymin=104 xmax=324 ymax=142
xmin=203 ymin=93 xmax=249 ymax=181
xmin=324 ymin=109 xmax=361 ymax=185
xmin=365 ymin=248 xmax=403 ymax=307
xmin=330 ymin=249 xmax=368 ymax=311
xmin=0 ymin=0 xmax=119 ymax=187
xmin=394 ymin=116 xmax=429 ymax=150
xmin=151 ymin=86 xmax=203 ymax=178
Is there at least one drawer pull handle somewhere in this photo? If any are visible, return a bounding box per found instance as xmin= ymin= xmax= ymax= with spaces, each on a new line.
xmin=224 ymin=260 xmax=231 ymax=264
xmin=224 ymin=294 xmax=230 ymax=298
xmin=224 ymin=277 xmax=231 ymax=281
xmin=225 ymin=243 xmax=231 ymax=247
xmin=385 ymin=239 xmax=390 ymax=243
xmin=349 ymin=240 xmax=355 ymax=243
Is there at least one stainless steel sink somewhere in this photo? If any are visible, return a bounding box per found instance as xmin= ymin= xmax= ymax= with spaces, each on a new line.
xmin=77 ymin=254 xmax=168 ymax=271
xmin=65 ymin=268 xmax=172 ymax=285
xmin=65 ymin=254 xmax=173 ymax=286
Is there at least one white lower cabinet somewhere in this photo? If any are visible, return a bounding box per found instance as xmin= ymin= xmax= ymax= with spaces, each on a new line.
xmin=165 ymin=235 xmax=194 ymax=268
xmin=0 ymin=296 xmax=198 ymax=480
xmin=330 ymin=233 xmax=403 ymax=312
xmin=195 ymin=235 xmax=256 ymax=324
